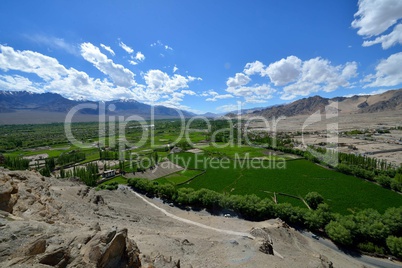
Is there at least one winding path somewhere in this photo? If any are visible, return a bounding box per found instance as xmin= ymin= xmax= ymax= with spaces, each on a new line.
xmin=125 ymin=187 xmax=285 ymax=259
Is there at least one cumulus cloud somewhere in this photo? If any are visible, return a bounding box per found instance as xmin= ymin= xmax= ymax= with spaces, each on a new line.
xmin=0 ymin=74 xmax=42 ymax=93
xmin=128 ymin=51 xmax=145 ymax=66
xmin=264 ymin=56 xmax=302 ymax=86
xmin=80 ymin=42 xmax=136 ymax=87
xmin=234 ymin=56 xmax=358 ymax=101
xmin=0 ymin=44 xmax=202 ymax=110
xmin=280 ymin=58 xmax=357 ymax=100
xmin=142 ymin=69 xmax=201 ymax=104
xmin=352 ymin=0 xmax=402 ymax=49
xmin=226 ymin=73 xmax=251 ymax=87
xmin=119 ymin=41 xmax=134 ymax=54
xmin=364 ymin=52 xmax=402 ymax=87
xmin=144 ymin=70 xmax=194 ymax=94
xmin=135 ymin=51 xmax=145 ymax=62
xmin=100 ymin=44 xmax=115 ymax=56
xmin=362 ymin=23 xmax=402 ymax=49
xmin=243 ymin=60 xmax=265 ymax=76
xmin=226 ymin=84 xmax=276 ymax=103
xmin=153 ymin=89 xmax=201 ymax=113
xmin=201 ymin=90 xmax=233 ymax=102
xmin=0 ymin=44 xmax=69 ymax=81
xmin=0 ymin=44 xmax=143 ymax=101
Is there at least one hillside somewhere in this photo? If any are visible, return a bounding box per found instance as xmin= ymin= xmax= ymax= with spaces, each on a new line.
xmin=243 ymin=88 xmax=402 ymax=118
xmin=0 ymin=167 xmax=374 ymax=267
xmin=0 ymin=91 xmax=195 ymax=124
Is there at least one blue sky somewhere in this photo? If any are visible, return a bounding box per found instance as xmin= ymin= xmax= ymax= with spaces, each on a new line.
xmin=0 ymin=0 xmax=402 ymax=113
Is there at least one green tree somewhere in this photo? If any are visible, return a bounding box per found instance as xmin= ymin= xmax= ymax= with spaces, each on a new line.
xmin=325 ymin=221 xmax=353 ymax=246
xmin=383 ymin=207 xmax=402 ymax=236
xmin=304 ymin=203 xmax=333 ymax=231
xmin=353 ymin=208 xmax=390 ymax=243
xmin=305 ymin=192 xmax=324 ymax=210
xmin=386 ymin=236 xmax=402 ymax=258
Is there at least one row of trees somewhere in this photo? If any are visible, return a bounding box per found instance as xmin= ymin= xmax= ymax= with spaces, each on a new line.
xmin=60 ymin=163 xmax=99 ymax=186
xmin=127 ymin=177 xmax=402 ymax=258
xmin=99 ymin=150 xmax=119 ymax=160
xmin=3 ymin=156 xmax=30 ymax=170
xmin=56 ymin=151 xmax=86 ymax=166
xmin=39 ymin=158 xmax=56 ymax=177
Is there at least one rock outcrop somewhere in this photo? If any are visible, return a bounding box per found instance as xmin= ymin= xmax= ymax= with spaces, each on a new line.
xmin=0 ymin=174 xmax=18 ymax=213
xmin=0 ymin=168 xmax=142 ymax=267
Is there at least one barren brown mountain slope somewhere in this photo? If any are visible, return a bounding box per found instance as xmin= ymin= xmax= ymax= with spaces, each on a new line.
xmin=249 ymin=88 xmax=402 ymax=119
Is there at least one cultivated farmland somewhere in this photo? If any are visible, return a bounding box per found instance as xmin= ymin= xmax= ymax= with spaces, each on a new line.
xmin=164 ymin=152 xmax=402 ymax=214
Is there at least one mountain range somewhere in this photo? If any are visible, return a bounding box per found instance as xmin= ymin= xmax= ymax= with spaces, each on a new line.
xmin=0 ymin=89 xmax=401 ymax=124
xmin=0 ymin=91 xmax=196 ymax=124
xmin=238 ymin=88 xmax=402 ymax=118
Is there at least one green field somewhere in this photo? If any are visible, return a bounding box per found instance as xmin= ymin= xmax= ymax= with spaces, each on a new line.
xmin=156 ymin=169 xmax=204 ymax=185
xmin=99 ymin=176 xmax=128 ymax=186
xmin=197 ymin=143 xmax=273 ymax=158
xmin=168 ymin=153 xmax=402 ymax=214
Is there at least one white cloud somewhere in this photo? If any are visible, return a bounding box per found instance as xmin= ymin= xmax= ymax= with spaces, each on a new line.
xmin=153 ymin=89 xmax=201 ymax=113
xmin=362 ymin=23 xmax=402 ymax=49
xmin=227 ymin=55 xmax=358 ymax=102
xmin=280 ymin=58 xmax=357 ymax=100
xmin=0 ymin=44 xmax=143 ymax=101
xmin=173 ymin=65 xmax=178 ymax=73
xmin=150 ymin=40 xmax=173 ymax=51
xmin=201 ymin=89 xmax=233 ymax=102
xmin=142 ymin=69 xmax=201 ymax=104
xmin=128 ymin=60 xmax=138 ymax=66
xmin=243 ymin=60 xmax=265 ymax=76
xmin=181 ymin=89 xmax=196 ymax=95
xmin=352 ymin=0 xmax=402 ymax=49
xmin=25 ymin=34 xmax=78 ymax=55
xmin=226 ymin=73 xmax=251 ymax=87
xmin=216 ymin=104 xmax=239 ymax=112
xmin=80 ymin=42 xmax=136 ymax=87
xmin=264 ymin=56 xmax=302 ymax=86
xmin=100 ymin=44 xmax=115 ymax=56
xmin=0 ymin=44 xmax=202 ymax=110
xmin=0 ymin=74 xmax=42 ymax=93
xmin=119 ymin=41 xmax=134 ymax=54
xmin=226 ymin=84 xmax=276 ymax=103
xmin=0 ymin=44 xmax=69 ymax=81
xmin=150 ymin=40 xmax=161 ymax=47
xmin=135 ymin=51 xmax=145 ymax=62
xmin=364 ymin=52 xmax=402 ymax=87
xmin=343 ymin=88 xmax=388 ymax=97
xmin=206 ymin=94 xmax=233 ymax=102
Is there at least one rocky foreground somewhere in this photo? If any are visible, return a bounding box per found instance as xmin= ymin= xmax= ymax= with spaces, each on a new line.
xmin=0 ymin=168 xmax=372 ymax=267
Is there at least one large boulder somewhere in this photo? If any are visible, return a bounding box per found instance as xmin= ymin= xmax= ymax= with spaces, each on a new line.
xmin=0 ymin=175 xmax=18 ymax=213
xmin=81 ymin=227 xmax=141 ymax=268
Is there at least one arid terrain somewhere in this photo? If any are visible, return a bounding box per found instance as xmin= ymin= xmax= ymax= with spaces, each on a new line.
xmin=246 ymin=110 xmax=402 ymax=166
